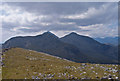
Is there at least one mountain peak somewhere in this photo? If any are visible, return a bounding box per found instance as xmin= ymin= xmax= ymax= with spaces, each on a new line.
xmin=43 ymin=31 xmax=54 ymax=35
xmin=68 ymin=32 xmax=90 ymax=38
xmin=43 ymin=31 xmax=52 ymax=34
xmin=67 ymin=32 xmax=80 ymax=37
xmin=70 ymin=32 xmax=78 ymax=35
xmin=41 ymin=31 xmax=59 ymax=38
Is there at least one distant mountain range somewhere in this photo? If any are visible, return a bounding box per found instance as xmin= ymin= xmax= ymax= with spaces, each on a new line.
xmin=2 ymin=32 xmax=118 ymax=64
xmin=94 ymin=37 xmax=118 ymax=46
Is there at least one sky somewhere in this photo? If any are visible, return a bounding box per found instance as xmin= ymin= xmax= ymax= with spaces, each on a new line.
xmin=0 ymin=2 xmax=118 ymax=43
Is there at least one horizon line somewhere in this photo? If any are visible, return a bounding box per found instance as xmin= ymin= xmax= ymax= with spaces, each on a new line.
xmin=1 ymin=31 xmax=119 ymax=44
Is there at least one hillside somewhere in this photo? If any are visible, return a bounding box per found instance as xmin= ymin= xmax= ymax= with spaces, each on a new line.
xmin=2 ymin=32 xmax=118 ymax=64
xmin=2 ymin=32 xmax=89 ymax=63
xmin=2 ymin=48 xmax=118 ymax=80
xmin=60 ymin=32 xmax=118 ymax=64
xmin=0 ymin=50 xmax=2 ymax=80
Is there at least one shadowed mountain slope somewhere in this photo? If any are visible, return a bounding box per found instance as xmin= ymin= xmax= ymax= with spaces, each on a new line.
xmin=60 ymin=32 xmax=118 ymax=64
xmin=3 ymin=32 xmax=89 ymax=63
xmin=3 ymin=32 xmax=118 ymax=64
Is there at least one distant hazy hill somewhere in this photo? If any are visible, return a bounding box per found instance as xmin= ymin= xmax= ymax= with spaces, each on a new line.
xmin=2 ymin=32 xmax=118 ymax=64
xmin=94 ymin=37 xmax=118 ymax=46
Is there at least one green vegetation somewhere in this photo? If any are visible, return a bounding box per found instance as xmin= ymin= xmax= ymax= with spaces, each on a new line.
xmin=0 ymin=50 xmax=2 ymax=80
xmin=2 ymin=48 xmax=118 ymax=79
xmin=0 ymin=67 xmax=1 ymax=80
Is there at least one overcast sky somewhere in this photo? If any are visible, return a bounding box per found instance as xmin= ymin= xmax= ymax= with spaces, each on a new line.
xmin=0 ymin=2 xmax=118 ymax=43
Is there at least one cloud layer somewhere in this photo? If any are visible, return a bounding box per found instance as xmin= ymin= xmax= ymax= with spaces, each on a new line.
xmin=1 ymin=2 xmax=118 ymax=43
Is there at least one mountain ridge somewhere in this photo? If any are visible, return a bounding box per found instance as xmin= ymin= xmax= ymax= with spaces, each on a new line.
xmin=2 ymin=32 xmax=118 ymax=64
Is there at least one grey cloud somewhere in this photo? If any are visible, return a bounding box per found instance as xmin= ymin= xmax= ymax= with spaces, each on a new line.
xmin=1 ymin=2 xmax=118 ymax=42
xmin=5 ymin=2 xmax=106 ymax=15
xmin=18 ymin=22 xmax=82 ymax=33
xmin=59 ymin=3 xmax=118 ymax=26
xmin=3 ymin=2 xmax=117 ymax=26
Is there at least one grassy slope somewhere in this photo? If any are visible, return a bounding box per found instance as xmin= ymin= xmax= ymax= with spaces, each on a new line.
xmin=0 ymin=50 xmax=2 ymax=80
xmin=0 ymin=67 xmax=1 ymax=80
xmin=2 ymin=48 xmax=118 ymax=79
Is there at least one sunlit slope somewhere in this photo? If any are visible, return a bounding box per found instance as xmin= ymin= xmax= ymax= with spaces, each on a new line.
xmin=0 ymin=66 xmax=1 ymax=80
xmin=2 ymin=48 xmax=118 ymax=79
xmin=0 ymin=50 xmax=2 ymax=80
